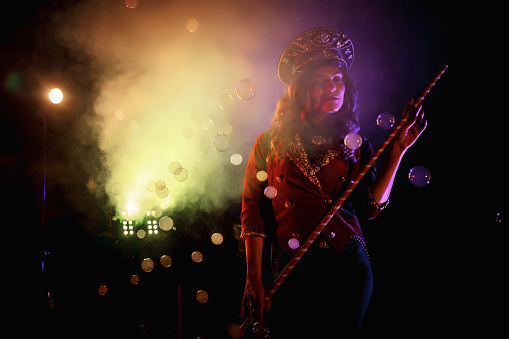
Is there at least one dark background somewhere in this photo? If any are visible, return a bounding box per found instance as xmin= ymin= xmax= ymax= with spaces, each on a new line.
xmin=1 ymin=0 xmax=505 ymax=337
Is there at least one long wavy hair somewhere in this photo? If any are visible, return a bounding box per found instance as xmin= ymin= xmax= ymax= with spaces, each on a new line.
xmin=268 ymin=67 xmax=360 ymax=163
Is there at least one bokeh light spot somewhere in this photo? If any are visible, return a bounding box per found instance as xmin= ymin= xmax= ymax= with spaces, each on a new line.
xmin=169 ymin=161 xmax=182 ymax=174
xmin=256 ymin=171 xmax=268 ymax=182
xmin=49 ymin=88 xmax=63 ymax=104
xmin=159 ymin=216 xmax=174 ymax=231
xmin=230 ymin=153 xmax=243 ymax=165
xmin=211 ymin=232 xmax=223 ymax=245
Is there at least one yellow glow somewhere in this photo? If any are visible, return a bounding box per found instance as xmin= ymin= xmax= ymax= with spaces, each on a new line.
xmin=49 ymin=88 xmax=63 ymax=104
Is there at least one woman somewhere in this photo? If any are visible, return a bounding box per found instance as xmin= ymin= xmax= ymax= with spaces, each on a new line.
xmin=239 ymin=27 xmax=426 ymax=338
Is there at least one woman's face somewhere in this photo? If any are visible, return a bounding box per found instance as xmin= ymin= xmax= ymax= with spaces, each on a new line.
xmin=303 ymin=66 xmax=345 ymax=123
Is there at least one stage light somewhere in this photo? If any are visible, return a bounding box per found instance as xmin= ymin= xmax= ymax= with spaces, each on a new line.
xmin=49 ymin=88 xmax=63 ymax=104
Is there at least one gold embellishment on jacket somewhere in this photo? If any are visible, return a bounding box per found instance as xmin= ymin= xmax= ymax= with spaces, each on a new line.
xmin=287 ymin=134 xmax=359 ymax=191
xmin=240 ymin=224 xmax=267 ymax=240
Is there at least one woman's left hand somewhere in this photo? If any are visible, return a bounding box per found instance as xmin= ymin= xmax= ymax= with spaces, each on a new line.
xmin=392 ymin=98 xmax=427 ymax=153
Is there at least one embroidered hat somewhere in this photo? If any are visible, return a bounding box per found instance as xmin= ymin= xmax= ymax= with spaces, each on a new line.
xmin=278 ymin=27 xmax=354 ymax=85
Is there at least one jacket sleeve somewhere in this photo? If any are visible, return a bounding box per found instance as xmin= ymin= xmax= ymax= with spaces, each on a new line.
xmin=240 ymin=129 xmax=273 ymax=240
xmin=347 ymin=137 xmax=383 ymax=220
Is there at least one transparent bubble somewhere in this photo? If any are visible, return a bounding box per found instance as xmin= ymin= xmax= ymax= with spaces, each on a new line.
xmin=98 ymin=285 xmax=108 ymax=296
xmin=218 ymin=94 xmax=234 ymax=110
xmin=191 ymin=251 xmax=203 ymax=263
xmin=114 ymin=109 xmax=125 ymax=121
xmin=236 ymin=79 xmax=257 ymax=100
xmin=141 ymin=258 xmax=154 ymax=273
xmin=344 ymin=133 xmax=363 ymax=150
xmin=189 ymin=112 xmax=200 ymax=124
xmin=230 ymin=153 xmax=243 ymax=165
xmin=212 ymin=134 xmax=231 ymax=152
xmin=159 ymin=216 xmax=174 ymax=231
xmin=256 ymin=171 xmax=268 ymax=182
xmin=137 ymin=229 xmax=146 ymax=239
xmin=174 ymin=167 xmax=188 ymax=182
xmin=219 ymin=123 xmax=233 ymax=135
xmin=182 ymin=127 xmax=193 ymax=139
xmin=156 ymin=186 xmax=169 ymax=198
xmin=211 ymin=232 xmax=223 ymax=245
xmin=202 ymin=119 xmax=214 ymax=130
xmin=264 ymin=186 xmax=277 ymax=199
xmin=169 ymin=161 xmax=182 ymax=174
xmin=376 ymin=112 xmax=395 ymax=130
xmin=288 ymin=238 xmax=300 ymax=250
xmin=408 ymin=166 xmax=431 ymax=188
xmin=196 ymin=290 xmax=209 ymax=303
xmin=160 ymin=255 xmax=172 ymax=268
xmin=186 ymin=18 xmax=199 ymax=32
xmin=251 ymin=322 xmax=270 ymax=338
xmin=125 ymin=0 xmax=138 ymax=9
xmin=191 ymin=151 xmax=203 ymax=164
xmin=130 ymin=274 xmax=140 ymax=285
xmin=130 ymin=120 xmax=140 ymax=132
xmin=110 ymin=182 xmax=124 ymax=195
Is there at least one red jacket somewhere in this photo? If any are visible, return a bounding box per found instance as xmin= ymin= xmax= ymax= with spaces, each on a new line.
xmin=241 ymin=127 xmax=381 ymax=256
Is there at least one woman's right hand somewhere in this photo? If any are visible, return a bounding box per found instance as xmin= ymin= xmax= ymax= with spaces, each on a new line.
xmin=240 ymin=275 xmax=268 ymax=323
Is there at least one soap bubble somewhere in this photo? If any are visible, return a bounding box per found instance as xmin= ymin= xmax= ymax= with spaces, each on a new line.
xmin=160 ymin=255 xmax=172 ymax=268
xmin=196 ymin=290 xmax=209 ymax=303
xmin=186 ymin=18 xmax=199 ymax=32
xmin=264 ymin=186 xmax=277 ymax=199
xmin=219 ymin=123 xmax=233 ymax=135
xmin=155 ymin=179 xmax=166 ymax=190
xmin=251 ymin=322 xmax=270 ymax=338
xmin=141 ymin=258 xmax=154 ymax=273
xmin=159 ymin=216 xmax=174 ymax=231
xmin=130 ymin=274 xmax=140 ymax=285
xmin=191 ymin=151 xmax=203 ymax=164
xmin=98 ymin=285 xmax=108 ymax=295
xmin=211 ymin=232 xmax=223 ymax=245
xmin=256 ymin=171 xmax=268 ymax=182
xmin=182 ymin=127 xmax=193 ymax=139
xmin=408 ymin=166 xmax=431 ymax=188
xmin=288 ymin=238 xmax=300 ymax=250
xmin=114 ymin=109 xmax=125 ymax=121
xmin=110 ymin=182 xmax=124 ymax=195
xmin=236 ymin=79 xmax=257 ymax=100
xmin=202 ymin=119 xmax=214 ymax=130
xmin=125 ymin=0 xmax=138 ymax=9
xmin=174 ymin=167 xmax=188 ymax=182
xmin=376 ymin=112 xmax=395 ymax=130
xmin=218 ymin=94 xmax=234 ymax=110
xmin=212 ymin=134 xmax=231 ymax=152
xmin=137 ymin=229 xmax=146 ymax=239
xmin=191 ymin=251 xmax=203 ymax=263
xmin=344 ymin=133 xmax=363 ymax=150
xmin=230 ymin=153 xmax=243 ymax=165
xmin=130 ymin=120 xmax=140 ymax=132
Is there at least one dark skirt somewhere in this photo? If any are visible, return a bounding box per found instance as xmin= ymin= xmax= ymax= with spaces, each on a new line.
xmin=266 ymin=238 xmax=372 ymax=339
